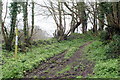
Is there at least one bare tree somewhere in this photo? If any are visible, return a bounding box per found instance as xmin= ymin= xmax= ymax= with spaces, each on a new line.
xmin=30 ymin=0 xmax=35 ymax=39
xmin=98 ymin=2 xmax=104 ymax=31
xmin=1 ymin=0 xmax=8 ymax=48
xmin=0 ymin=0 xmax=2 ymax=37
xmin=35 ymin=0 xmax=88 ymax=40
xmin=64 ymin=2 xmax=82 ymax=34
xmin=41 ymin=0 xmax=67 ymax=41
xmin=22 ymin=0 xmax=29 ymax=45
xmin=93 ymin=2 xmax=97 ymax=33
xmin=77 ymin=2 xmax=87 ymax=33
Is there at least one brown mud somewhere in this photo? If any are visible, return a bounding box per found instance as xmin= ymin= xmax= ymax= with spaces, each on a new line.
xmin=25 ymin=41 xmax=94 ymax=78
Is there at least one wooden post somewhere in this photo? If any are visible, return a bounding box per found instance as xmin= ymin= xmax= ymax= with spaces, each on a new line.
xmin=14 ymin=27 xmax=18 ymax=58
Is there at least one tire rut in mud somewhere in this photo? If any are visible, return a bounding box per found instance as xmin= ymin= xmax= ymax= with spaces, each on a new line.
xmin=25 ymin=41 xmax=94 ymax=78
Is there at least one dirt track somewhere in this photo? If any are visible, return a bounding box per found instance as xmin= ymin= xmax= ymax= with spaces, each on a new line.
xmin=25 ymin=41 xmax=94 ymax=78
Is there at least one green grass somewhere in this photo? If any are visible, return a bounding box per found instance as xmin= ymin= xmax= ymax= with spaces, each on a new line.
xmin=0 ymin=46 xmax=2 ymax=79
xmin=57 ymin=65 xmax=71 ymax=74
xmin=2 ymin=33 xmax=95 ymax=78
xmin=76 ymin=75 xmax=83 ymax=78
xmin=0 ymin=66 xmax=2 ymax=79
xmin=84 ymin=41 xmax=120 ymax=78
xmin=2 ymin=41 xmax=67 ymax=78
xmin=64 ymin=44 xmax=81 ymax=59
xmin=3 ymin=32 xmax=119 ymax=78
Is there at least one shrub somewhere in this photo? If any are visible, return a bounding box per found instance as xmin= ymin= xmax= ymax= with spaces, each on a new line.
xmin=92 ymin=59 xmax=119 ymax=78
xmin=106 ymin=34 xmax=120 ymax=58
xmin=99 ymin=31 xmax=110 ymax=43
xmin=84 ymin=40 xmax=120 ymax=78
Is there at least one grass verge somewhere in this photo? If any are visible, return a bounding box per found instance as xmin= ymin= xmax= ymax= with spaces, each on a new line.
xmin=84 ymin=41 xmax=120 ymax=78
xmin=2 ymin=33 xmax=95 ymax=78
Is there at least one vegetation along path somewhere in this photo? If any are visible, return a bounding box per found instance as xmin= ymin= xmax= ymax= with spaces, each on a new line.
xmin=25 ymin=41 xmax=94 ymax=78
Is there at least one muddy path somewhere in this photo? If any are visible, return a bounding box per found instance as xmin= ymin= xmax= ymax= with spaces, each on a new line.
xmin=25 ymin=41 xmax=94 ymax=78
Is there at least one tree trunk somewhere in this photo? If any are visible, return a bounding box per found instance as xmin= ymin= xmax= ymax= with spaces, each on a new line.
xmin=82 ymin=11 xmax=87 ymax=33
xmin=57 ymin=1 xmax=65 ymax=41
xmin=77 ymin=2 xmax=87 ymax=34
xmin=71 ymin=22 xmax=81 ymax=33
xmin=0 ymin=1 xmax=2 ymax=34
xmin=6 ymin=2 xmax=18 ymax=51
xmin=98 ymin=3 xmax=104 ymax=31
xmin=23 ymin=1 xmax=29 ymax=46
xmin=99 ymin=14 xmax=104 ymax=31
xmin=81 ymin=2 xmax=87 ymax=34
xmin=30 ymin=0 xmax=34 ymax=40
xmin=93 ymin=2 xmax=97 ymax=33
xmin=0 ymin=1 xmax=2 ymax=49
xmin=118 ymin=2 xmax=120 ymax=30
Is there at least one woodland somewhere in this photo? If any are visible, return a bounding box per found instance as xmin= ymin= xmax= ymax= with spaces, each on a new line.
xmin=0 ymin=0 xmax=120 ymax=79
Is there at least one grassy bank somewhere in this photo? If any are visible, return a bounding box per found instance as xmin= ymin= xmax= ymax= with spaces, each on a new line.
xmin=2 ymin=33 xmax=95 ymax=78
xmin=2 ymin=32 xmax=119 ymax=78
xmin=84 ymin=41 xmax=120 ymax=78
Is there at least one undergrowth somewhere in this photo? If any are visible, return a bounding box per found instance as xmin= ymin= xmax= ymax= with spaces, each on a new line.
xmin=84 ymin=40 xmax=120 ymax=78
xmin=57 ymin=65 xmax=71 ymax=74
xmin=2 ymin=33 xmax=95 ymax=78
